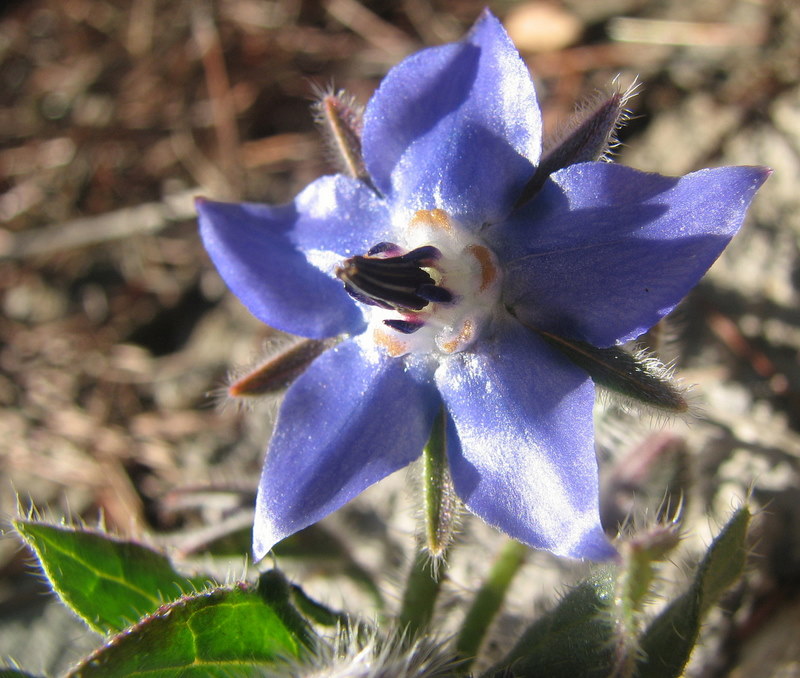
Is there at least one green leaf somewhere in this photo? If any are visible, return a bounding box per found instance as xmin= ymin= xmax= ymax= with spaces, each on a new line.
xmin=485 ymin=567 xmax=617 ymax=678
xmin=13 ymin=520 xmax=207 ymax=635
xmin=66 ymin=584 xmax=311 ymax=677
xmin=0 ymin=670 xmax=45 ymax=678
xmin=637 ymin=507 xmax=751 ymax=678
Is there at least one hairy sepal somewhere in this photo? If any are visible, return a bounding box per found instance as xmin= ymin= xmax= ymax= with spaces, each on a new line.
xmin=515 ymin=80 xmax=638 ymax=208
xmin=536 ymin=329 xmax=688 ymax=413
xmin=312 ymin=86 xmax=369 ymax=182
xmin=227 ymin=337 xmax=336 ymax=401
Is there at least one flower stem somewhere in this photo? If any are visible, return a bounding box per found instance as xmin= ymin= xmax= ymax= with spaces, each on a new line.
xmin=398 ymin=548 xmax=445 ymax=640
xmin=455 ymin=539 xmax=528 ymax=670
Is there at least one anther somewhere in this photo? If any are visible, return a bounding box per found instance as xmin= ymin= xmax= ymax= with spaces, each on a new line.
xmin=417 ymin=284 xmax=453 ymax=304
xmin=367 ymin=241 xmax=401 ymax=256
xmin=383 ymin=318 xmax=425 ymax=334
xmin=336 ymin=245 xmax=444 ymax=312
xmin=396 ymin=245 xmax=441 ymax=266
xmin=342 ymin=282 xmax=394 ymax=310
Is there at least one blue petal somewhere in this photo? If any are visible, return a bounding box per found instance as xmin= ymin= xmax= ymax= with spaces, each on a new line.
xmin=362 ymin=10 xmax=541 ymax=225
xmin=198 ymin=175 xmax=394 ymax=339
xmin=497 ymin=164 xmax=769 ymax=347
xmin=436 ymin=318 xmax=615 ymax=560
xmin=253 ymin=338 xmax=440 ymax=560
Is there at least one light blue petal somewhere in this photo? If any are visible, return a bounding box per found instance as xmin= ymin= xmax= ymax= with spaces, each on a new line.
xmin=497 ymin=164 xmax=769 ymax=347
xmin=198 ymin=175 xmax=393 ymax=338
xmin=436 ymin=318 xmax=615 ymax=560
xmin=362 ymin=10 xmax=541 ymax=225
xmin=253 ymin=338 xmax=440 ymax=560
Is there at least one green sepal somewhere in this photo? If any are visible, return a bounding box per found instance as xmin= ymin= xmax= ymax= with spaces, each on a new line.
xmin=636 ymin=507 xmax=751 ymax=678
xmin=421 ymin=407 xmax=458 ymax=558
xmin=485 ymin=567 xmax=617 ymax=678
xmin=398 ymin=408 xmax=453 ymax=639
xmin=227 ymin=338 xmax=333 ymax=398
xmin=13 ymin=519 xmax=208 ymax=635
xmin=66 ymin=583 xmax=312 ymax=677
xmin=312 ymin=87 xmax=368 ymax=182
xmin=515 ymin=85 xmax=632 ymax=207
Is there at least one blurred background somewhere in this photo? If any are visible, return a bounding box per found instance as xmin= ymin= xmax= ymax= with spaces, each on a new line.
xmin=1 ymin=0 xmax=799 ymax=675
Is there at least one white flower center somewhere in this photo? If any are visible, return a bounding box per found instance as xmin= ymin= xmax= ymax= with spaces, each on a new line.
xmin=337 ymin=209 xmax=502 ymax=357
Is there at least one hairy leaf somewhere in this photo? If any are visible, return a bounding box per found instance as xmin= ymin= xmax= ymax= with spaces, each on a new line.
xmin=14 ymin=520 xmax=207 ymax=635
xmin=67 ymin=584 xmax=310 ymax=677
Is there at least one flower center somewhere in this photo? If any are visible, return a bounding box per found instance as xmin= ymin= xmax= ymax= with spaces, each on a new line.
xmin=336 ymin=244 xmax=452 ymax=312
xmin=336 ymin=209 xmax=501 ymax=357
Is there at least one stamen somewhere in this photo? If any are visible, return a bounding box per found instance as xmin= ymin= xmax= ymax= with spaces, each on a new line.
xmin=397 ymin=245 xmax=441 ymax=266
xmin=342 ymin=261 xmax=431 ymax=310
xmin=337 ymin=246 xmax=447 ymax=312
xmin=367 ymin=241 xmax=401 ymax=256
xmin=342 ymin=282 xmax=394 ymax=309
xmin=383 ymin=318 xmax=425 ymax=334
xmin=417 ymin=284 xmax=453 ymax=304
xmin=339 ymin=211 xmax=501 ymax=358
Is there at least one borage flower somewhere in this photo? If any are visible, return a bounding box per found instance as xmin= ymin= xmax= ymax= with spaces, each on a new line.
xmin=197 ymin=10 xmax=767 ymax=561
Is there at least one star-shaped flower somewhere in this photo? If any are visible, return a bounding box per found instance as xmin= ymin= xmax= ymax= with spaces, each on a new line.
xmin=197 ymin=10 xmax=767 ymax=561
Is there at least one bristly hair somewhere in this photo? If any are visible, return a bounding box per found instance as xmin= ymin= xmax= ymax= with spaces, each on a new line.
xmin=593 ymin=345 xmax=695 ymax=420
xmin=212 ymin=336 xmax=336 ymax=412
xmin=544 ymin=76 xmax=641 ymax=162
xmin=269 ymin=621 xmax=461 ymax=678
xmin=515 ymin=77 xmax=641 ymax=209
xmin=311 ymin=83 xmax=369 ymax=182
xmin=531 ymin=328 xmax=692 ymax=417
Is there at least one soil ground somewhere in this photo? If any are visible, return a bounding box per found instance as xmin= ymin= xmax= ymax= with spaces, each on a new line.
xmin=1 ymin=1 xmax=799 ymax=675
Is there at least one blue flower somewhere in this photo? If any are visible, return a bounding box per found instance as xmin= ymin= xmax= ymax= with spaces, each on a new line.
xmin=197 ymin=10 xmax=767 ymax=560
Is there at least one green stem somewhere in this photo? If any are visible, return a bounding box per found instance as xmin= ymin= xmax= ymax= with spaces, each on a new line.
xmin=398 ymin=409 xmax=450 ymax=638
xmin=397 ymin=548 xmax=445 ymax=640
xmin=455 ymin=539 xmax=528 ymax=669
